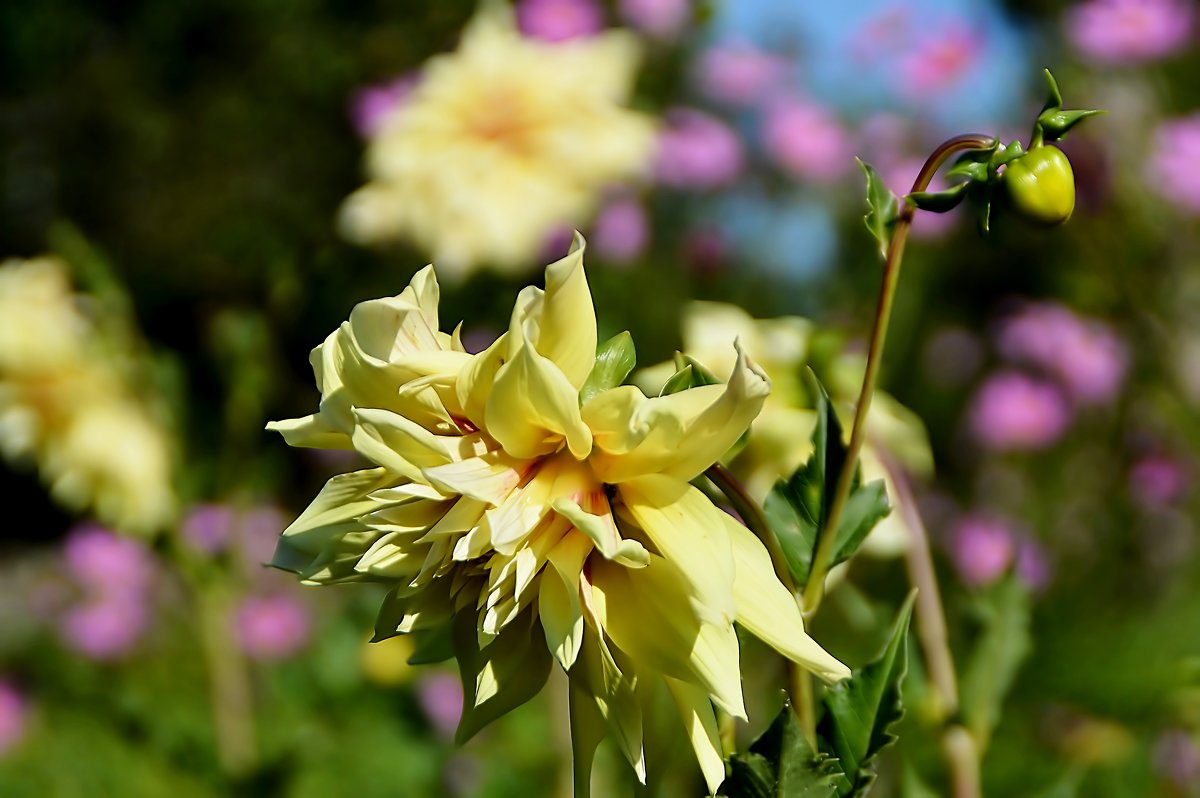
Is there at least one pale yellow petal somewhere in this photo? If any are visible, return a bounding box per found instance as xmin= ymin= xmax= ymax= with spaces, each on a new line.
xmin=586 ymin=342 xmax=770 ymax=483
xmin=265 ymin=413 xmax=353 ymax=450
xmin=723 ymin=513 xmax=851 ymax=684
xmin=351 ymin=407 xmax=490 ymax=480
xmin=589 ymin=555 xmax=745 ymax=719
xmin=484 ymin=330 xmax=592 ymax=460
xmin=422 ymin=453 xmax=525 ymax=506
xmin=618 ymin=474 xmax=735 ymax=626
xmin=664 ymin=677 xmax=726 ymax=796
xmin=539 ymin=530 xmax=593 ymax=669
xmin=534 ymin=233 xmax=596 ymax=389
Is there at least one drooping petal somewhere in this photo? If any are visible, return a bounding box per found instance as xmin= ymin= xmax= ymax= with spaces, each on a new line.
xmin=539 ymin=530 xmax=593 ymax=670
xmin=618 ymin=474 xmax=735 ymax=626
xmin=664 ymin=676 xmax=726 ymax=796
xmin=588 ymin=555 xmax=745 ymax=719
xmin=569 ymin=617 xmax=646 ymax=784
xmin=452 ymin=608 xmax=552 ymax=744
xmin=272 ymin=468 xmax=401 ymax=568
xmin=723 ymin=512 xmax=851 ymax=684
xmin=585 ymin=342 xmax=770 ymax=483
xmin=553 ymin=496 xmax=649 ymax=568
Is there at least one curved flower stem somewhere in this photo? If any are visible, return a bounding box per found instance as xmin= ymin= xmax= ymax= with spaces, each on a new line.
xmin=800 ymin=133 xmax=996 ymax=617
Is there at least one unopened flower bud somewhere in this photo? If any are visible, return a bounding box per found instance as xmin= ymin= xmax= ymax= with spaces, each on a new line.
xmin=1003 ymin=144 xmax=1076 ymax=225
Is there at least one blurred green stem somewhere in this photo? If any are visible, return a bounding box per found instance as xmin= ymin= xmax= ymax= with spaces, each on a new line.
xmin=801 ymin=133 xmax=996 ymax=617
xmin=887 ymin=458 xmax=981 ymax=798
xmin=197 ymin=580 xmax=258 ymax=778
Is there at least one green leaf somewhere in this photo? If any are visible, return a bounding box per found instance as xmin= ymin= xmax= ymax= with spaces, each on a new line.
xmin=945 ymin=160 xmax=989 ymax=183
xmin=856 ymin=158 xmax=899 ymax=260
xmin=905 ymin=183 xmax=969 ymax=213
xmin=763 ymin=373 xmax=890 ymax=587
xmin=818 ymin=592 xmax=916 ymax=797
xmin=660 ymin=352 xmax=720 ymax=396
xmin=1038 ymin=109 xmax=1103 ymax=142
xmin=1040 ymin=68 xmax=1063 ymax=114
xmin=722 ymin=703 xmax=842 ymax=798
xmin=580 ymin=331 xmax=636 ymax=404
xmin=959 ymin=577 xmax=1032 ymax=752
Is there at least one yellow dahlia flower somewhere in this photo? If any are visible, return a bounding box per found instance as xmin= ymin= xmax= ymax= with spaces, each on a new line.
xmin=0 ymin=257 xmax=174 ymax=534
xmin=638 ymin=301 xmax=933 ymax=558
xmin=339 ymin=6 xmax=656 ymax=279
xmin=269 ymin=237 xmax=848 ymax=793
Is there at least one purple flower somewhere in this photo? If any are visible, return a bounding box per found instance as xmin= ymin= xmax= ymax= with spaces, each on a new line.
xmin=234 ymin=594 xmax=311 ymax=661
xmin=591 ymin=197 xmax=649 ymax=263
xmin=694 ymin=45 xmax=787 ymax=107
xmin=417 ymin=671 xmax=464 ymax=739
xmin=618 ymin=0 xmax=690 ymax=39
xmin=1147 ymin=115 xmax=1200 ymax=215
xmin=58 ymin=596 xmax=149 ymax=660
xmin=62 ymin=524 xmax=155 ymax=598
xmin=1154 ymin=730 xmax=1200 ymax=790
xmin=1129 ymin=454 xmax=1188 ymax=507
xmin=654 ymin=108 xmax=744 ymax=190
xmin=350 ymin=76 xmax=419 ymax=139
xmin=761 ymin=97 xmax=852 ymax=184
xmin=949 ymin=515 xmax=1016 ymax=588
xmin=969 ymin=371 xmax=1072 ymax=452
xmin=0 ymin=680 xmax=28 ymax=757
xmin=181 ymin=504 xmax=237 ymax=555
xmin=997 ymin=303 xmax=1128 ymax=405
xmin=1016 ymin=538 xmax=1053 ymax=592
xmin=517 ymin=0 xmax=604 ymax=42
xmin=1066 ymin=0 xmax=1194 ymax=65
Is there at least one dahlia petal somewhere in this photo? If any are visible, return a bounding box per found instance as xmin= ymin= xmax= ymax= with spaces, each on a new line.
xmin=539 ymin=531 xmax=591 ymax=670
xmin=423 ymin=453 xmax=524 ymax=506
xmin=535 ymin=233 xmax=597 ymax=389
xmin=618 ymin=475 xmax=736 ymax=626
xmin=586 ymin=342 xmax=770 ymax=483
xmin=552 ymin=496 xmax=648 ymax=568
xmin=723 ymin=512 xmax=851 ymax=684
xmin=664 ymin=676 xmax=726 ymax=796
xmin=485 ymin=332 xmax=593 ymax=460
xmin=266 ymin=412 xmax=352 ymax=450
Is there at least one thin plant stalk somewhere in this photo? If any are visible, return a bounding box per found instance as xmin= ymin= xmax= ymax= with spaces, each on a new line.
xmin=801 ymin=133 xmax=996 ymax=616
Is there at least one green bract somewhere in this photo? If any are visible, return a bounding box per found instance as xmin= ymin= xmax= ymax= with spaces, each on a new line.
xmin=1002 ymin=145 xmax=1075 ymax=226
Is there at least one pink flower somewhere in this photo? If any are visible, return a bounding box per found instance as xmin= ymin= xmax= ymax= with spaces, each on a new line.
xmin=761 ymin=97 xmax=852 ymax=184
xmin=997 ymin=303 xmax=1128 ymax=405
xmin=0 ymin=681 xmax=28 ymax=757
xmin=618 ymin=0 xmax=690 ymax=39
xmin=234 ymin=595 xmax=311 ymax=661
xmin=517 ymin=0 xmax=604 ymax=42
xmin=899 ymin=24 xmax=980 ymax=95
xmin=1129 ymin=454 xmax=1188 ymax=507
xmin=694 ymin=45 xmax=787 ymax=107
xmin=1066 ymin=0 xmax=1194 ymax=64
xmin=1147 ymin=115 xmax=1200 ymax=215
xmin=58 ymin=596 xmax=150 ymax=660
xmin=654 ymin=108 xmax=744 ymax=190
xmin=591 ymin=197 xmax=649 ymax=263
xmin=969 ymin=371 xmax=1071 ymax=451
xmin=62 ymin=525 xmax=155 ymax=599
xmin=949 ymin=515 xmax=1016 ymax=588
xmin=350 ymin=76 xmax=419 ymax=139
xmin=417 ymin=671 xmax=464 ymax=739
xmin=1155 ymin=730 xmax=1200 ymax=790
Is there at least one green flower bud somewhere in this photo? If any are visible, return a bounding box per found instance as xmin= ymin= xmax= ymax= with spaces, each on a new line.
xmin=1002 ymin=144 xmax=1075 ymax=225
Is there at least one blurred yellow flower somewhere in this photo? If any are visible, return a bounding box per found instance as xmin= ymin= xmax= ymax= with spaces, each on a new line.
xmin=0 ymin=257 xmax=174 ymax=534
xmin=339 ymin=6 xmax=655 ymax=279
xmin=638 ymin=301 xmax=933 ymax=558
xmin=270 ymin=236 xmax=848 ymax=794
